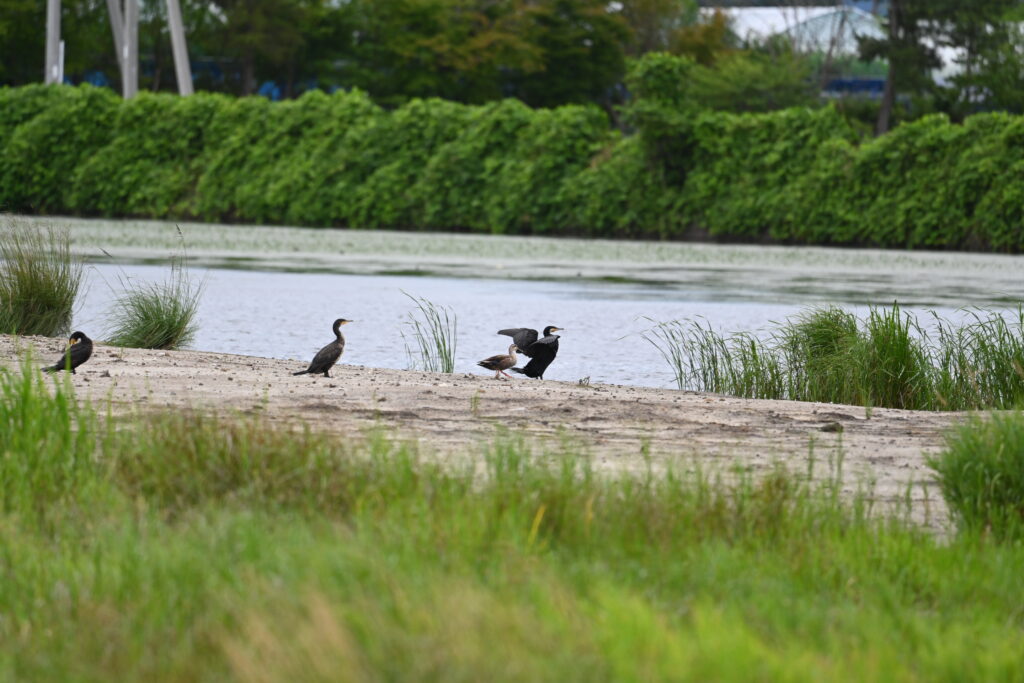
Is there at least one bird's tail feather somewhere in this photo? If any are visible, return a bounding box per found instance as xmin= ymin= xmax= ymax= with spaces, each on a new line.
xmin=292 ymin=370 xmax=309 ymax=376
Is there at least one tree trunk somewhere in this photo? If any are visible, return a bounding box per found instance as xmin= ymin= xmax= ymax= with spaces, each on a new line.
xmin=876 ymin=60 xmax=896 ymax=135
xmin=875 ymin=0 xmax=900 ymax=135
xmin=242 ymin=53 xmax=256 ymax=95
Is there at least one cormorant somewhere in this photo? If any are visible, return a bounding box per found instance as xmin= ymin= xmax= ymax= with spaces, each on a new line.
xmin=293 ymin=318 xmax=351 ymax=378
xmin=497 ymin=326 xmax=562 ymax=379
xmin=477 ymin=344 xmax=518 ymax=379
xmin=43 ymin=331 xmax=93 ymax=374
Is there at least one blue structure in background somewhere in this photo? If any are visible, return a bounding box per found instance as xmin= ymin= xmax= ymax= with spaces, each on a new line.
xmin=258 ymin=81 xmax=282 ymax=101
xmin=823 ymin=77 xmax=886 ymax=99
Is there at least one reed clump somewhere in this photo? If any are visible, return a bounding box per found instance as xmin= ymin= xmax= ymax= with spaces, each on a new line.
xmin=930 ymin=411 xmax=1024 ymax=540
xmin=644 ymin=303 xmax=1024 ymax=411
xmin=0 ymin=220 xmax=83 ymax=336
xmin=106 ymin=256 xmax=202 ymax=349
xmin=401 ymin=291 xmax=457 ymax=373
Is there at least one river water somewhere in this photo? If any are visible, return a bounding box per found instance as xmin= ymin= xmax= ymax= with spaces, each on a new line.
xmin=71 ymin=240 xmax=1024 ymax=388
xmin=3 ymin=216 xmax=1004 ymax=388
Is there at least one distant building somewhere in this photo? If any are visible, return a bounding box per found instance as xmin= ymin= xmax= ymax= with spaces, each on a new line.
xmin=704 ymin=5 xmax=884 ymax=54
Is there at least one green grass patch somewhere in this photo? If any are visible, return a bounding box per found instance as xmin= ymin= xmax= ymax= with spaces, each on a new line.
xmin=930 ymin=411 xmax=1024 ymax=540
xmin=0 ymin=220 xmax=83 ymax=336
xmin=644 ymin=303 xmax=1024 ymax=410
xmin=105 ymin=255 xmax=202 ymax=349
xmin=2 ymin=364 xmax=1024 ymax=680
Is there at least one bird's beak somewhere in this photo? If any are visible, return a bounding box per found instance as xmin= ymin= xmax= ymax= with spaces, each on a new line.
xmin=343 ymin=320 xmax=354 ymax=324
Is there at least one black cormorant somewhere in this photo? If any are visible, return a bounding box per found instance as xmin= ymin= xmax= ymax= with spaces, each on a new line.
xmin=477 ymin=344 xmax=518 ymax=379
xmin=497 ymin=326 xmax=562 ymax=379
xmin=293 ymin=318 xmax=351 ymax=378
xmin=43 ymin=331 xmax=93 ymax=374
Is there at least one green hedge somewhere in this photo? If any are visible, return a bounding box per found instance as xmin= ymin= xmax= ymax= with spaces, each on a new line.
xmin=2 ymin=63 xmax=1023 ymax=251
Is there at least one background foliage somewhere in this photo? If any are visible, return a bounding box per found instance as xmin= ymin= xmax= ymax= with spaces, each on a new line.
xmin=3 ymin=50 xmax=1024 ymax=252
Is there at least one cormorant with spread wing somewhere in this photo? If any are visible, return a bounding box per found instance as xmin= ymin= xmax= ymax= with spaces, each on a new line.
xmin=293 ymin=318 xmax=352 ymax=378
xmin=43 ymin=331 xmax=93 ymax=374
xmin=497 ymin=325 xmax=562 ymax=379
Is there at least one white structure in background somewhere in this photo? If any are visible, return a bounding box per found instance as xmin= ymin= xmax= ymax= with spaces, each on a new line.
xmin=706 ymin=5 xmax=963 ymax=84
xmin=44 ymin=0 xmax=194 ymax=97
xmin=712 ymin=5 xmax=884 ymax=54
xmin=704 ymin=5 xmax=966 ymax=85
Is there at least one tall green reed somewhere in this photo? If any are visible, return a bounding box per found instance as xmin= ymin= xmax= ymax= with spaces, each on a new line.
xmin=0 ymin=220 xmax=83 ymax=336
xmin=644 ymin=303 xmax=1024 ymax=411
xmin=106 ymin=253 xmax=202 ymax=349
xmin=401 ymin=291 xmax=457 ymax=373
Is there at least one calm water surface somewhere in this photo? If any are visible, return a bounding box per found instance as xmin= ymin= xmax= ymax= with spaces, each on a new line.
xmin=74 ymin=262 xmax=999 ymax=389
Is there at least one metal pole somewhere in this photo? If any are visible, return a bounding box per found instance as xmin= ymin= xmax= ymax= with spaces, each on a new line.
xmin=45 ymin=0 xmax=61 ymax=84
xmin=105 ymin=0 xmax=124 ymax=76
xmin=165 ymin=0 xmax=194 ymax=95
xmin=123 ymin=0 xmax=138 ymax=98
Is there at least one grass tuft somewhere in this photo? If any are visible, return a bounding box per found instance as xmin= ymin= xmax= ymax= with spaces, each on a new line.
xmin=105 ymin=254 xmax=202 ymax=349
xmin=0 ymin=220 xmax=83 ymax=336
xmin=400 ymin=291 xmax=457 ymax=373
xmin=644 ymin=303 xmax=1024 ymax=411
xmin=929 ymin=411 xmax=1024 ymax=540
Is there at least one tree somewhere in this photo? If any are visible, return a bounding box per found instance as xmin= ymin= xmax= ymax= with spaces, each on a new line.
xmin=858 ymin=0 xmax=940 ymax=134
xmin=616 ymin=0 xmax=697 ymax=56
xmin=509 ymin=0 xmax=630 ymax=108
xmin=937 ymin=0 xmax=1022 ymax=116
xmin=206 ymin=0 xmax=310 ymax=95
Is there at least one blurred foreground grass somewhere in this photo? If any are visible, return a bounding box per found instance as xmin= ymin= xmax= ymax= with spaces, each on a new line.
xmin=1 ymin=363 xmax=1022 ymax=681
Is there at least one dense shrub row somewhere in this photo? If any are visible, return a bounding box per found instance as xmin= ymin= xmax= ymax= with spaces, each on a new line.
xmin=2 ymin=62 xmax=1023 ymax=251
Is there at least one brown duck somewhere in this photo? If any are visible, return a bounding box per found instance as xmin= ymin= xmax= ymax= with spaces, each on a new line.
xmin=477 ymin=343 xmax=518 ymax=379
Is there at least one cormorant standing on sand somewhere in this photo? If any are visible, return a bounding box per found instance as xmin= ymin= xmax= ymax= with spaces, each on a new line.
xmin=43 ymin=331 xmax=93 ymax=374
xmin=293 ymin=318 xmax=352 ymax=378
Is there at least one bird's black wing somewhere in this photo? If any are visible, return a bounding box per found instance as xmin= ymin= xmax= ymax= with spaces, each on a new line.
xmin=307 ymin=339 xmax=344 ymax=374
xmin=511 ymin=336 xmax=558 ymax=378
xmin=497 ymin=328 xmax=539 ymax=357
xmin=68 ymin=340 xmax=93 ymax=370
xmin=45 ymin=341 xmax=92 ymax=372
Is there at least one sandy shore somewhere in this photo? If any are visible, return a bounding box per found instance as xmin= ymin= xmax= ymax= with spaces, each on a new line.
xmin=3 ymin=334 xmax=967 ymax=530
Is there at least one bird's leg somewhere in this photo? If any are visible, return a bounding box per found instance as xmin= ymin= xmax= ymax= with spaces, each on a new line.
xmin=501 ymin=370 xmax=513 ymax=378
xmin=324 ymin=370 xmax=331 ymax=378
xmin=493 ymin=370 xmax=501 ymax=379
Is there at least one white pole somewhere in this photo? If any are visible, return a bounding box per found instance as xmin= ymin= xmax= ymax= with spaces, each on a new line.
xmin=123 ymin=0 xmax=138 ymax=98
xmin=106 ymin=0 xmax=125 ymax=78
xmin=58 ymin=39 xmax=65 ymax=83
xmin=45 ymin=0 xmax=61 ymax=84
xmin=165 ymin=0 xmax=194 ymax=95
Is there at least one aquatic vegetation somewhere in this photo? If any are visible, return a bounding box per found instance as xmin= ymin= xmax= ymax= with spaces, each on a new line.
xmin=0 ymin=219 xmax=83 ymax=336
xmin=644 ymin=304 xmax=1024 ymax=411
xmin=106 ymin=253 xmax=202 ymax=350
xmin=401 ymin=292 xmax=457 ymax=373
